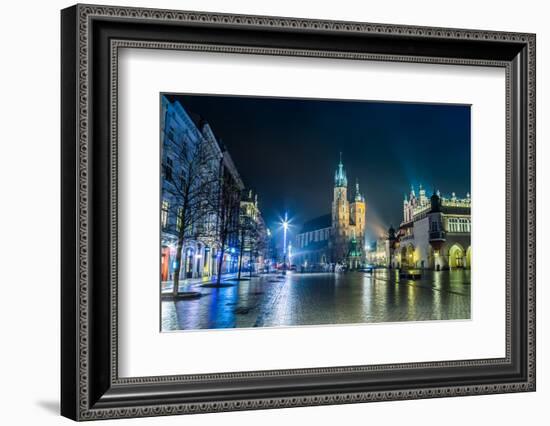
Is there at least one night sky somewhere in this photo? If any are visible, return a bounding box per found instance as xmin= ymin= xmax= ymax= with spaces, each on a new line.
xmin=167 ymin=94 xmax=471 ymax=244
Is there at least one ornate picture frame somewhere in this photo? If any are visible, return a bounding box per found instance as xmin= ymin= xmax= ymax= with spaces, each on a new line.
xmin=61 ymin=4 xmax=535 ymax=420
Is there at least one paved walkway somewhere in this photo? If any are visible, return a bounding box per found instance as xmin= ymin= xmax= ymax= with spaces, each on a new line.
xmin=161 ymin=269 xmax=471 ymax=331
xmin=161 ymin=272 xmax=243 ymax=294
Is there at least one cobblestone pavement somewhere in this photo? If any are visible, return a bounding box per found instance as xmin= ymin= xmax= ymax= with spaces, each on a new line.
xmin=161 ymin=269 xmax=471 ymax=331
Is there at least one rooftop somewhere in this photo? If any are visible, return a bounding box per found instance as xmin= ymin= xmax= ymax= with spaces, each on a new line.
xmin=299 ymin=213 xmax=332 ymax=234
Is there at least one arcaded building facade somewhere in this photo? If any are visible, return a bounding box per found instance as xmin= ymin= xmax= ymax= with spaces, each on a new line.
xmin=388 ymin=185 xmax=471 ymax=270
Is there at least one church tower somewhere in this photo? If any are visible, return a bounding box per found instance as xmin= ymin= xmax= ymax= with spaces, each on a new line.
xmin=350 ymin=179 xmax=366 ymax=239
xmin=332 ymin=153 xmax=349 ymax=228
xmin=349 ymin=179 xmax=367 ymax=269
xmin=331 ymin=153 xmax=350 ymax=263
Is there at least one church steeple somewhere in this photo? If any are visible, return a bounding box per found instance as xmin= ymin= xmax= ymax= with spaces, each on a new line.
xmin=354 ymin=179 xmax=365 ymax=202
xmin=334 ymin=152 xmax=348 ymax=188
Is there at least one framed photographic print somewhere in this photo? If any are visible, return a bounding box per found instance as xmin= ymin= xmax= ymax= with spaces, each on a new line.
xmin=61 ymin=4 xmax=536 ymax=421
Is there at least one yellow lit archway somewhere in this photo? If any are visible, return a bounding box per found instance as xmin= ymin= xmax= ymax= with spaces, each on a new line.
xmin=404 ymin=244 xmax=415 ymax=268
xmin=449 ymin=244 xmax=465 ymax=269
xmin=466 ymin=246 xmax=472 ymax=269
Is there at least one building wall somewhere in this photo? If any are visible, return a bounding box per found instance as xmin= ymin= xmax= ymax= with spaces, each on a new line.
xmin=413 ymin=216 xmax=430 ymax=268
xmin=160 ymin=96 xmax=252 ymax=281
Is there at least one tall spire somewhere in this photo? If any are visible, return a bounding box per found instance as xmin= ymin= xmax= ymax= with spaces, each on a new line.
xmin=354 ymin=178 xmax=364 ymax=202
xmin=334 ymin=152 xmax=347 ymax=187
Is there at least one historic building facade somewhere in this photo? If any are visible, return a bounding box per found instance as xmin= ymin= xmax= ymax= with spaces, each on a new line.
xmin=160 ymin=96 xmax=266 ymax=282
xmin=238 ymin=189 xmax=269 ymax=275
xmin=366 ymin=238 xmax=389 ymax=266
xmin=295 ymin=156 xmax=367 ymax=270
xmin=388 ymin=185 xmax=471 ymax=270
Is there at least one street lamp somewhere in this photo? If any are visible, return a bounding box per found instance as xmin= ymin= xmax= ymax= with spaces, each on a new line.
xmin=282 ymin=212 xmax=289 ymax=275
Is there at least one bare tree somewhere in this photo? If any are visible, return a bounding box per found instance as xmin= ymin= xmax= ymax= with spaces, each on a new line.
xmin=214 ymin=168 xmax=242 ymax=286
xmin=236 ymin=210 xmax=256 ymax=281
xmin=248 ymin=223 xmax=267 ymax=278
xmin=164 ymin=134 xmax=220 ymax=295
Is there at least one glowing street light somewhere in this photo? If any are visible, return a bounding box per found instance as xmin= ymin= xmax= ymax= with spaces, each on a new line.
xmin=282 ymin=212 xmax=289 ymax=255
xmin=281 ymin=212 xmax=289 ymax=275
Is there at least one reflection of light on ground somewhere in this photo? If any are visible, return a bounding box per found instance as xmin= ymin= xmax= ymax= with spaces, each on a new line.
xmin=432 ymin=271 xmax=442 ymax=318
xmin=360 ymin=273 xmax=372 ymax=319
xmin=407 ymin=283 xmax=417 ymax=320
xmin=267 ymin=275 xmax=293 ymax=327
xmin=161 ymin=270 xmax=471 ymax=331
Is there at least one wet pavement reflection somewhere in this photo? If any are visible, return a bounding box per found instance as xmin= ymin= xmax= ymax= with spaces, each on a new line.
xmin=161 ymin=269 xmax=471 ymax=331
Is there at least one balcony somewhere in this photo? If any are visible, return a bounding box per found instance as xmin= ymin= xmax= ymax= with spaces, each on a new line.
xmin=429 ymin=231 xmax=446 ymax=241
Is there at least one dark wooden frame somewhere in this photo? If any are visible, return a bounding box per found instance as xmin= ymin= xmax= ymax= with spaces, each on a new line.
xmin=61 ymin=4 xmax=536 ymax=421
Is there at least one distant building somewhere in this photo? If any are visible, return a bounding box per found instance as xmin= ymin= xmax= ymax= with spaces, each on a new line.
xmin=295 ymin=214 xmax=332 ymax=269
xmin=366 ymin=238 xmax=389 ymax=266
xmin=238 ymin=189 xmax=269 ymax=274
xmin=295 ymin=155 xmax=367 ymax=269
xmin=388 ymin=185 xmax=471 ymax=270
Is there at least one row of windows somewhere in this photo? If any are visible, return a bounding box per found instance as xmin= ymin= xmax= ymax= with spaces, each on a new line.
xmin=161 ymin=199 xmax=217 ymax=234
xmin=447 ymin=217 xmax=471 ymax=233
xmin=298 ymin=228 xmax=331 ymax=248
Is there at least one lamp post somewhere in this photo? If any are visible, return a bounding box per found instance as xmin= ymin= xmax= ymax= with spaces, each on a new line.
xmin=282 ymin=212 xmax=289 ymax=275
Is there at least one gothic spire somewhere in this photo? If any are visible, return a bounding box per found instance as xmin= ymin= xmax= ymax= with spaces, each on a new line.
xmin=334 ymin=152 xmax=347 ymax=187
xmin=410 ymin=184 xmax=416 ymax=197
xmin=354 ymin=178 xmax=364 ymax=202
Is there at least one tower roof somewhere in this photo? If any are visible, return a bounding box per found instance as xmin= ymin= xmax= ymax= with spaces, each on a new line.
xmin=334 ymin=152 xmax=348 ymax=187
xmin=354 ymin=178 xmax=365 ymax=202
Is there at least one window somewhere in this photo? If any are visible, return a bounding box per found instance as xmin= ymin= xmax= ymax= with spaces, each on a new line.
xmin=448 ymin=218 xmax=471 ymax=233
xmin=161 ymin=200 xmax=169 ymax=229
xmin=447 ymin=217 xmax=469 ymax=233
xmin=448 ymin=217 xmax=456 ymax=232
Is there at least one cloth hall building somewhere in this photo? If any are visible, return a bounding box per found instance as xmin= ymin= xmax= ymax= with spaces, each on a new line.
xmin=387 ymin=185 xmax=471 ymax=270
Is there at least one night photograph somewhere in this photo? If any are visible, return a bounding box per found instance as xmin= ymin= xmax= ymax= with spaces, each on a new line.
xmin=159 ymin=93 xmax=472 ymax=331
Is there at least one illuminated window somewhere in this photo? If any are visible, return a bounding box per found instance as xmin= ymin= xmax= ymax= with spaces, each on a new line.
xmin=161 ymin=200 xmax=169 ymax=229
